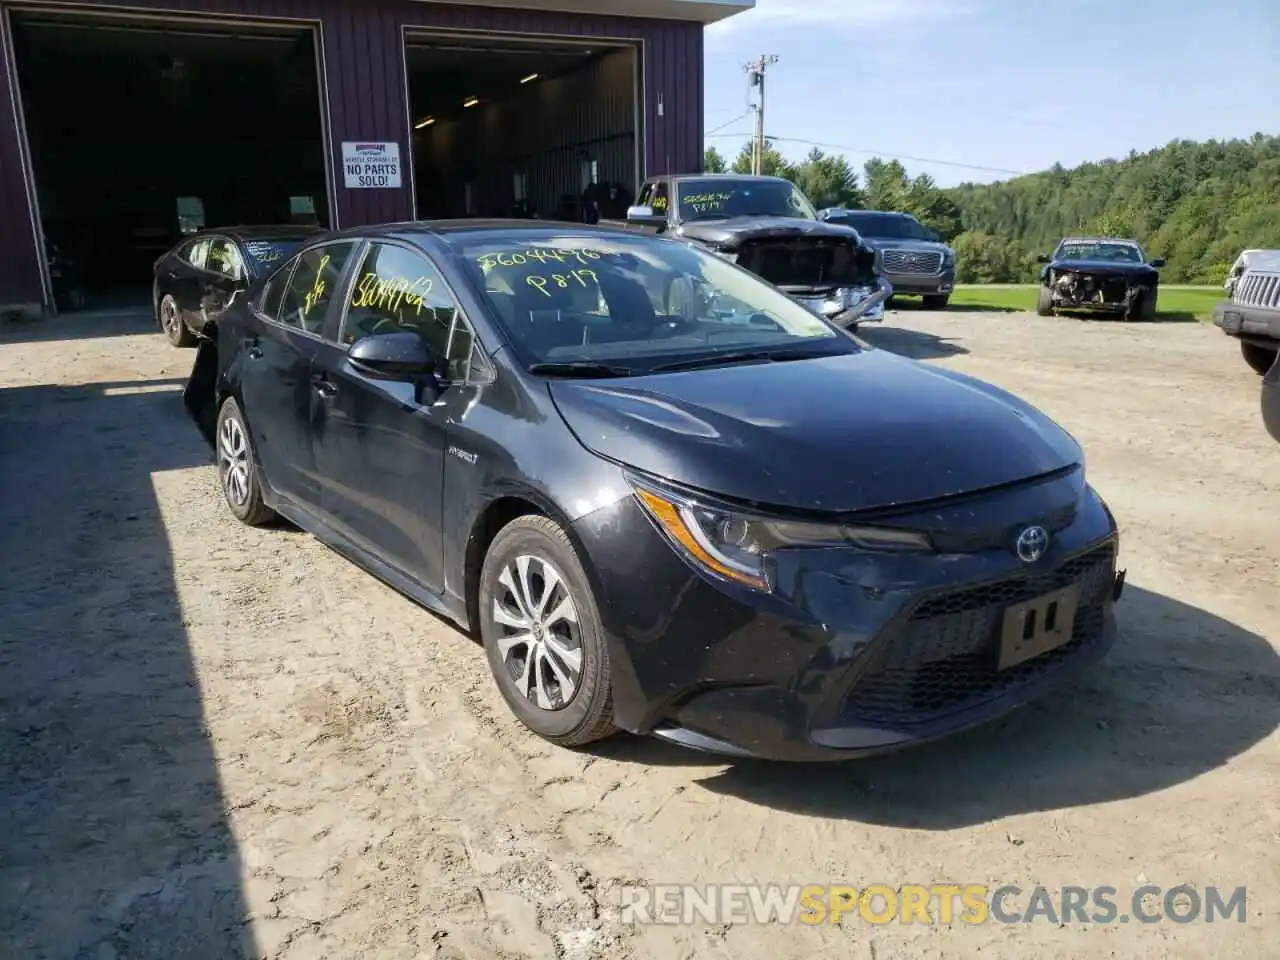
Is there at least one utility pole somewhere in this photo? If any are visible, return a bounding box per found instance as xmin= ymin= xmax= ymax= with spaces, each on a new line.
xmin=743 ymin=54 xmax=779 ymax=175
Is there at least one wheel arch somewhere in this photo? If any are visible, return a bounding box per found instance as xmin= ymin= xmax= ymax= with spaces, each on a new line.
xmin=462 ymin=486 xmax=605 ymax=643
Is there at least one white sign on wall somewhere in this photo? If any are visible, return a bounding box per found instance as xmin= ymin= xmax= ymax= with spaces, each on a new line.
xmin=341 ymin=141 xmax=402 ymax=189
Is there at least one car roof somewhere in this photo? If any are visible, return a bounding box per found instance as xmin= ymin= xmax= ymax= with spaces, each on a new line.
xmin=315 ymin=219 xmax=653 ymax=246
xmin=204 ymin=224 xmax=323 ymax=242
xmin=667 ymin=173 xmax=793 ymax=184
xmin=1059 ymin=236 xmax=1140 ymax=246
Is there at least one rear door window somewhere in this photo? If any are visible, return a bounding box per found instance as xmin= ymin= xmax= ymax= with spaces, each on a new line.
xmin=256 ymin=262 xmax=296 ymax=322
xmin=206 ymin=238 xmax=246 ymax=281
xmin=277 ymin=243 xmax=358 ymax=335
xmin=185 ymin=237 xmax=212 ymax=270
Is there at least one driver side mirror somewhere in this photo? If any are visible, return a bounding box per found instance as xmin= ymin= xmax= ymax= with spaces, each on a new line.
xmin=626 ymin=205 xmax=667 ymax=230
xmin=1148 ymin=257 xmax=1166 ymax=268
xmin=348 ymin=331 xmax=439 ymax=383
xmin=1036 ymin=254 xmax=1051 ymax=263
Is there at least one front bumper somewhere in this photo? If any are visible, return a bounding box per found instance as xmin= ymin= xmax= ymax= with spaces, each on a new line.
xmin=1215 ymin=300 xmax=1280 ymax=346
xmin=788 ymin=276 xmax=892 ymax=326
xmin=573 ymin=478 xmax=1122 ymax=761
xmin=883 ymin=267 xmax=955 ymax=297
xmin=1262 ymin=352 xmax=1280 ymax=443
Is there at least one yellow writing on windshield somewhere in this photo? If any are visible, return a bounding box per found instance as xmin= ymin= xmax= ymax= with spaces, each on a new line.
xmin=683 ymin=192 xmax=732 ymax=205
xmin=477 ymin=248 xmax=603 ymax=271
xmin=682 ymin=191 xmax=733 ymax=214
xmin=526 ymin=269 xmax=598 ymax=298
xmin=651 ymin=195 xmax=668 ymax=210
xmin=351 ymin=272 xmax=433 ymax=315
xmin=303 ymin=254 xmax=331 ymax=314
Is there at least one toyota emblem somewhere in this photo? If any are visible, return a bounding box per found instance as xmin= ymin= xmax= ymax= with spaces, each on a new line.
xmin=1015 ymin=525 xmax=1049 ymax=564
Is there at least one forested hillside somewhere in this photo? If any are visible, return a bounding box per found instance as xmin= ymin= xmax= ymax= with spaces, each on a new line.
xmin=704 ymin=134 xmax=1280 ymax=284
xmin=947 ymin=135 xmax=1280 ymax=284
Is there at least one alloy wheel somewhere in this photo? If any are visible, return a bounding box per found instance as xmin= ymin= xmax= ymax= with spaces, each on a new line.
xmin=218 ymin=415 xmax=250 ymax=506
xmin=162 ymin=298 xmax=180 ymax=336
xmin=492 ymin=555 xmax=584 ymax=711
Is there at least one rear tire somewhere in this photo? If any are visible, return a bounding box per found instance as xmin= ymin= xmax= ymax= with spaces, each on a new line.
xmin=478 ymin=515 xmax=616 ymax=748
xmin=922 ymin=294 xmax=950 ymax=310
xmin=1036 ymin=285 xmax=1054 ymax=316
xmin=1242 ymin=341 xmax=1279 ymax=376
xmin=159 ymin=293 xmax=196 ymax=347
xmin=215 ymin=398 xmax=276 ymax=526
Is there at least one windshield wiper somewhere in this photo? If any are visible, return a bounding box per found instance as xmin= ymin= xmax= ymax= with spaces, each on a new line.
xmin=528 ymin=361 xmax=635 ymax=378
xmin=650 ymin=348 xmax=829 ymax=374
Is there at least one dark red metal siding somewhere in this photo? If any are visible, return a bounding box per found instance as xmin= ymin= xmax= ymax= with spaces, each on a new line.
xmin=0 ymin=0 xmax=703 ymax=307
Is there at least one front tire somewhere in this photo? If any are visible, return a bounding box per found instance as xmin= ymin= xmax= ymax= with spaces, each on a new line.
xmin=1242 ymin=341 xmax=1279 ymax=376
xmin=478 ymin=515 xmax=616 ymax=748
xmin=1036 ymin=284 xmax=1054 ymax=317
xmin=922 ymin=294 xmax=950 ymax=309
xmin=215 ymin=398 xmax=276 ymax=526
xmin=159 ymin=293 xmax=196 ymax=347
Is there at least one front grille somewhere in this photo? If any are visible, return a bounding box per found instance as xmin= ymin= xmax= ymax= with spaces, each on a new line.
xmin=739 ymin=239 xmax=858 ymax=288
xmin=841 ymin=543 xmax=1115 ymax=725
xmin=1235 ymin=272 xmax=1280 ymax=309
xmin=882 ymin=249 xmax=943 ymax=275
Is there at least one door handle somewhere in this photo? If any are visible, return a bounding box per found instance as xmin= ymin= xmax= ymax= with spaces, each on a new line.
xmin=245 ymin=339 xmax=263 ymax=360
xmin=311 ymin=373 xmax=337 ymax=398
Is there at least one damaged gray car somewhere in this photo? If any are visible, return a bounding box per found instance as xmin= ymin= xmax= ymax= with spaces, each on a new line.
xmin=1036 ymin=237 xmax=1165 ymax=321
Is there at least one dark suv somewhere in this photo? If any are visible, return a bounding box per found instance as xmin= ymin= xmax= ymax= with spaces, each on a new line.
xmin=819 ymin=209 xmax=956 ymax=308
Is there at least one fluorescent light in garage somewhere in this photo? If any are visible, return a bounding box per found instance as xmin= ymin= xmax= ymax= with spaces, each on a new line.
xmin=462 ymin=96 xmax=479 ymax=107
xmin=520 ymin=72 xmax=538 ymax=84
xmin=415 ymin=116 xmax=436 ymax=128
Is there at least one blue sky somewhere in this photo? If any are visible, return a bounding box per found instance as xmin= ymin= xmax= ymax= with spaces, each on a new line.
xmin=703 ymin=0 xmax=1280 ymax=186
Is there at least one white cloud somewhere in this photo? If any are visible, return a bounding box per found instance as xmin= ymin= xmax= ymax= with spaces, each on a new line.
xmin=706 ymin=0 xmax=965 ymax=40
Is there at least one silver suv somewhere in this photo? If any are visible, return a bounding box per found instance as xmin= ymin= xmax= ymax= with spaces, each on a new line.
xmin=819 ymin=209 xmax=956 ymax=308
xmin=1214 ymin=249 xmax=1280 ymax=375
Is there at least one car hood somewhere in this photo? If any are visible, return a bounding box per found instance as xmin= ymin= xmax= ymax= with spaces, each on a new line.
xmin=1050 ymin=258 xmax=1155 ymax=274
xmin=860 ymin=238 xmax=953 ymax=255
xmin=676 ymin=217 xmax=861 ymax=250
xmin=548 ymin=351 xmax=1081 ymax=514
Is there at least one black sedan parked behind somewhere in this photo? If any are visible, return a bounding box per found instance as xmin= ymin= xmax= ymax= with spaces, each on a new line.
xmin=153 ymin=225 xmax=321 ymax=347
xmin=182 ymin=220 xmax=1126 ymax=761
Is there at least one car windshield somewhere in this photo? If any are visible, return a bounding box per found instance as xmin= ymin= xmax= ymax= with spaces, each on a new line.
xmin=242 ymin=238 xmax=306 ymax=274
xmin=830 ymin=212 xmax=932 ymax=240
xmin=458 ymin=232 xmax=851 ymax=374
xmin=674 ymin=178 xmax=817 ymax=222
xmin=1056 ymin=242 xmax=1143 ymax=263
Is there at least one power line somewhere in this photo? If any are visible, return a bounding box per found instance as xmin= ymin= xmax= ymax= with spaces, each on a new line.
xmin=706 ymin=111 xmax=751 ymax=137
xmin=703 ymin=131 xmax=1026 ymax=177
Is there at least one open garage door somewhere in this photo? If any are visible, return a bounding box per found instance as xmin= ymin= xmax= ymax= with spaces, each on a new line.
xmin=405 ymin=33 xmax=640 ymax=223
xmin=8 ymin=10 xmax=331 ymax=309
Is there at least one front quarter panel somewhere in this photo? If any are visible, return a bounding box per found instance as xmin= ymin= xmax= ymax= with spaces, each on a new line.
xmin=439 ymin=358 xmax=632 ymax=607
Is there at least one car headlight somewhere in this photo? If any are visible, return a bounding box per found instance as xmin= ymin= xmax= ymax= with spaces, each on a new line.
xmin=942 ymin=248 xmax=956 ymax=267
xmin=631 ymin=480 xmax=932 ymax=591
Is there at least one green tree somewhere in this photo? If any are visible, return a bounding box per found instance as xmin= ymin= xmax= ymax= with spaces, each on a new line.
xmin=703 ymin=146 xmax=727 ymax=173
xmin=791 ymin=148 xmax=865 ymax=209
xmin=731 ymin=139 xmax=793 ymax=177
xmin=952 ymin=231 xmax=1022 ymax=284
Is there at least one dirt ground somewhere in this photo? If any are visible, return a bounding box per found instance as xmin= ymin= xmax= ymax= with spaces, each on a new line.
xmin=1 ymin=305 xmax=1276 ymax=960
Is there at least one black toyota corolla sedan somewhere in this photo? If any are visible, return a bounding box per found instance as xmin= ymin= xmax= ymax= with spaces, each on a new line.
xmin=182 ymin=219 xmax=1125 ymax=762
xmin=153 ymin=225 xmax=321 ymax=347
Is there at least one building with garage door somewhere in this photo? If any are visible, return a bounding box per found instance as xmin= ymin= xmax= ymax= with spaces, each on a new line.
xmin=0 ymin=0 xmax=749 ymax=314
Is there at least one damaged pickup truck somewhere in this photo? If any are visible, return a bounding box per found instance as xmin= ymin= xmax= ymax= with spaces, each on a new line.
xmin=616 ymin=174 xmax=890 ymax=330
xmin=1035 ymin=237 xmax=1165 ymax=321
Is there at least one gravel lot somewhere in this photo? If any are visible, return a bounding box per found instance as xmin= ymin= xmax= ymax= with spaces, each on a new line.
xmin=1 ymin=305 xmax=1276 ymax=960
